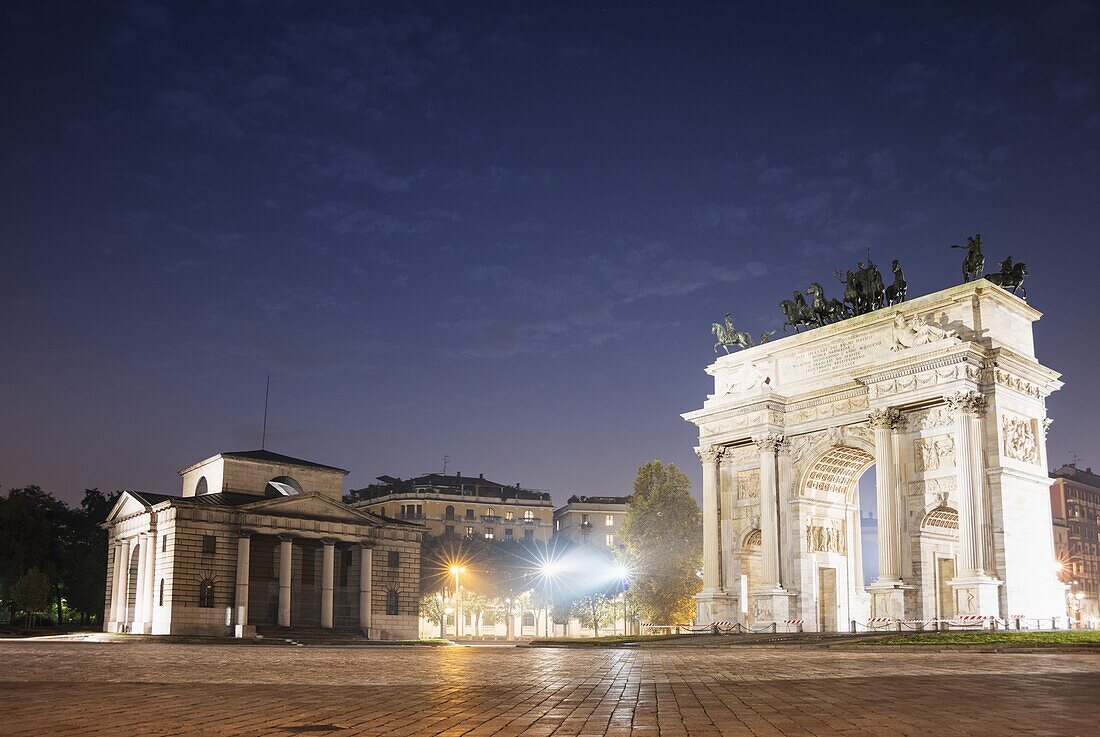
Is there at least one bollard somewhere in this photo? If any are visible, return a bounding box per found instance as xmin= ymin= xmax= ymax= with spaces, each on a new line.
xmin=850 ymin=619 xmax=856 ymax=633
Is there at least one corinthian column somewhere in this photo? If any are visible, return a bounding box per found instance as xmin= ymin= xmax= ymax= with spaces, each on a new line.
xmin=946 ymin=391 xmax=987 ymax=577
xmin=869 ymin=408 xmax=905 ymax=585
xmin=752 ymin=433 xmax=785 ymax=589
xmin=698 ymin=446 xmax=724 ymax=593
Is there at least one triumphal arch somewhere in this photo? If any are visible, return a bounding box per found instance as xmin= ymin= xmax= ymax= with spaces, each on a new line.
xmin=684 ymin=279 xmax=1064 ymax=630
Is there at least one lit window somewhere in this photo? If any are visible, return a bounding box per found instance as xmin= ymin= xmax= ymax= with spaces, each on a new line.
xmin=485 ymin=529 xmax=495 ymax=540
xmin=581 ymin=513 xmax=590 ymax=525
xmin=605 ymin=514 xmax=614 ymax=527
xmin=465 ymin=526 xmax=474 ymax=537
xmin=505 ymin=511 xmax=514 ymax=521
xmin=487 ymin=507 xmax=495 ymax=518
xmin=524 ymin=510 xmax=534 ymax=521
xmin=606 ymin=534 xmax=614 ymax=546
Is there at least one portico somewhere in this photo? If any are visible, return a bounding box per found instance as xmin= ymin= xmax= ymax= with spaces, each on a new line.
xmin=685 ymin=280 xmax=1065 ymax=630
xmin=103 ymin=449 xmax=421 ymax=640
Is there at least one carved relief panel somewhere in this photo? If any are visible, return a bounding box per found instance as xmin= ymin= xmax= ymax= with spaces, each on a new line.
xmin=1001 ymin=414 xmax=1040 ymax=465
xmin=914 ymin=435 xmax=955 ymax=472
xmin=737 ymin=469 xmax=760 ymax=500
xmin=805 ymin=519 xmax=847 ymax=555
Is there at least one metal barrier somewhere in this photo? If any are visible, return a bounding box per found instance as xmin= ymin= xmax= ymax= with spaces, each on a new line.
xmin=849 ymin=615 xmax=1077 ymax=633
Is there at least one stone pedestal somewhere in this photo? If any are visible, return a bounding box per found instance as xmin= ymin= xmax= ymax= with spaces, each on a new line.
xmin=950 ymin=576 xmax=1003 ymax=617
xmin=869 ymin=583 xmax=913 ymax=620
xmin=233 ymin=624 xmax=256 ymax=638
xmin=694 ymin=591 xmax=738 ymax=625
xmin=750 ymin=590 xmax=794 ymax=625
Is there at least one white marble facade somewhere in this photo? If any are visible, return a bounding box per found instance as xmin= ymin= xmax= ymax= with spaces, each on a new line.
xmin=684 ymin=279 xmax=1065 ymax=630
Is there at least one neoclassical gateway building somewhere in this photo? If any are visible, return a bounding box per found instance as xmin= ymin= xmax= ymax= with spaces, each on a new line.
xmin=102 ymin=450 xmax=422 ymax=639
xmin=685 ymin=279 xmax=1064 ymax=630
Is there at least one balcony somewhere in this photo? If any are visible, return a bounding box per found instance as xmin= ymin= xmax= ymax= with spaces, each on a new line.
xmin=481 ymin=515 xmax=502 ymax=523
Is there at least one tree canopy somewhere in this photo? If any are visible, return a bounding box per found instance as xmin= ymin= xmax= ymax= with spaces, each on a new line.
xmin=619 ymin=460 xmax=702 ymax=625
xmin=0 ymin=486 xmax=118 ymax=626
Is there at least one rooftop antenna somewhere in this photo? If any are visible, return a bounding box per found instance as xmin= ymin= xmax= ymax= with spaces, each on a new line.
xmin=261 ymin=374 xmax=271 ymax=449
xmin=1070 ymin=450 xmax=1081 ymax=466
xmin=442 ymin=454 xmax=450 ymax=475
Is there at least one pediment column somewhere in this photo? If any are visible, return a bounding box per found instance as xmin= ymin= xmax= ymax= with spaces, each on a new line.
xmin=697 ymin=446 xmax=723 ymax=593
xmin=234 ymin=533 xmax=252 ymax=638
xmin=359 ymin=543 xmax=373 ymax=635
xmin=946 ymin=391 xmax=989 ymax=577
xmin=752 ymin=433 xmax=786 ymax=590
xmin=320 ymin=539 xmax=336 ymax=629
xmin=278 ymin=534 xmax=293 ymax=627
xmin=869 ymin=408 xmax=905 ymax=585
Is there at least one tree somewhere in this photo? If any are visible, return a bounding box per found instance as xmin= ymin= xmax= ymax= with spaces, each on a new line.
xmin=619 ymin=460 xmax=702 ymax=625
xmin=571 ymin=593 xmax=615 ymax=637
xmin=12 ymin=567 xmax=51 ymax=628
xmin=419 ymin=592 xmax=447 ymax=638
xmin=463 ymin=592 xmax=490 ymax=635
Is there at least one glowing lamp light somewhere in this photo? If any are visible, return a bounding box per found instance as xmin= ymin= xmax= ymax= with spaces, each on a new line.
xmin=612 ymin=563 xmax=631 ymax=581
xmin=539 ymin=560 xmax=559 ymax=578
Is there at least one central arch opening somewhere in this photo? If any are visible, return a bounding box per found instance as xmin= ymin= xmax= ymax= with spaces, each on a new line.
xmin=801 ymin=445 xmax=876 ymax=630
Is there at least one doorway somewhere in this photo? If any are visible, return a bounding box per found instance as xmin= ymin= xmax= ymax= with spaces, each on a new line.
xmin=818 ymin=567 xmax=837 ymax=631
xmin=936 ymin=556 xmax=956 ymax=620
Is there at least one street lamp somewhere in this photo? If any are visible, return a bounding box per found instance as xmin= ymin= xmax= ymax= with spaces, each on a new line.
xmin=450 ymin=565 xmax=466 ymax=638
xmin=611 ymin=562 xmax=631 ymax=635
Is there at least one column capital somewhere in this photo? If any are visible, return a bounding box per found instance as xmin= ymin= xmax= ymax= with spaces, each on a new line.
xmin=359 ymin=539 xmax=376 ymax=549
xmin=320 ymin=537 xmax=337 ymax=547
xmin=945 ymin=390 xmax=986 ymax=416
xmin=238 ymin=530 xmax=253 ymax=539
xmin=697 ymin=445 xmax=724 ymax=464
xmin=278 ymin=533 xmax=295 ymax=543
xmin=751 ymin=433 xmax=785 ymax=453
xmin=868 ymin=407 xmax=906 ymax=430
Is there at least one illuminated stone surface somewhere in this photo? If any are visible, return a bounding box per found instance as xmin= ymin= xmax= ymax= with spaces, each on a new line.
xmin=2 ymin=641 xmax=1098 ymax=736
xmin=685 ymin=280 xmax=1066 ymax=628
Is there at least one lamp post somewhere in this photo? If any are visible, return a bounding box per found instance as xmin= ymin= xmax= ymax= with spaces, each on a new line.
xmin=450 ymin=565 xmax=465 ymax=638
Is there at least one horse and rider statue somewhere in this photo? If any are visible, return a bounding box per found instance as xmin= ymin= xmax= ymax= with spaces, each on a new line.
xmin=951 ymin=233 xmax=1027 ymax=297
xmin=712 ymin=314 xmax=776 ymax=353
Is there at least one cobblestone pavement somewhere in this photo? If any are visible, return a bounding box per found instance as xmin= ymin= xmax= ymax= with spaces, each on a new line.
xmin=2 ymin=641 xmax=1098 ymax=736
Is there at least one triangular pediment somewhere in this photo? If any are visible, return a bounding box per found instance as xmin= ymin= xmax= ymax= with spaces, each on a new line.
xmin=105 ymin=492 xmax=153 ymax=523
xmin=238 ymin=493 xmax=383 ymax=525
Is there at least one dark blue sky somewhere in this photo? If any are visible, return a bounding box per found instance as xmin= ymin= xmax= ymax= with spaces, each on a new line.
xmin=2 ymin=2 xmax=1098 ymax=505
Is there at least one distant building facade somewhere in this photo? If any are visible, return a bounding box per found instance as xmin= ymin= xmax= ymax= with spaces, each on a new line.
xmin=553 ymin=495 xmax=630 ymax=548
xmin=1050 ymin=464 xmax=1100 ymax=624
xmin=103 ymin=450 xmax=423 ymax=640
xmin=349 ymin=472 xmax=554 ymax=542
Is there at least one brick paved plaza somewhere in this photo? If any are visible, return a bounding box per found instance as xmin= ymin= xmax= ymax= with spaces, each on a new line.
xmin=1 ymin=641 xmax=1098 ymax=736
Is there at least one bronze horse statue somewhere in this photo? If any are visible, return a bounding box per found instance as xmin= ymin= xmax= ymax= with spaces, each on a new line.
xmin=884 ymin=259 xmax=907 ymax=305
xmin=985 ymin=256 xmax=1028 ymax=298
xmin=780 ymin=290 xmax=815 ymax=332
xmin=805 ymin=282 xmax=849 ymax=326
xmin=951 ymin=234 xmax=984 ymax=282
